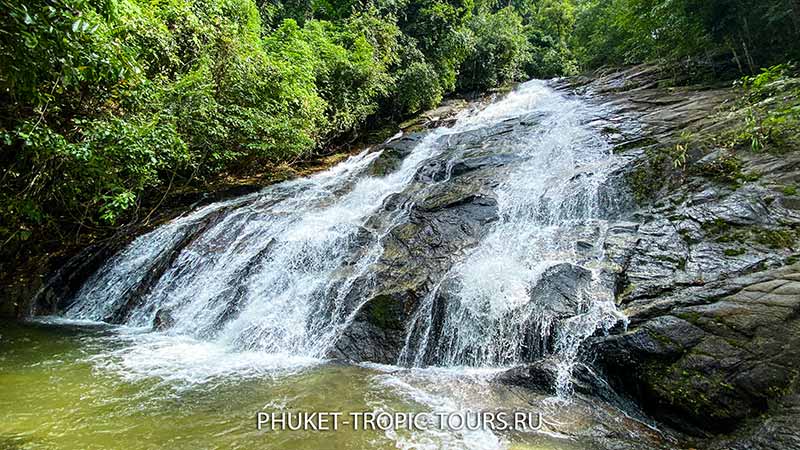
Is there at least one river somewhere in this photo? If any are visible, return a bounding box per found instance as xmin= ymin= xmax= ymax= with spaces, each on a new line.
xmin=2 ymin=81 xmax=676 ymax=449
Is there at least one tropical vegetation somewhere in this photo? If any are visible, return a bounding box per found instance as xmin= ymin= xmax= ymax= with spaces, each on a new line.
xmin=1 ymin=0 xmax=799 ymax=265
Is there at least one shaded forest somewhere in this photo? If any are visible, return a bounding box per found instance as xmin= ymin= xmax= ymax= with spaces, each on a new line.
xmin=1 ymin=0 xmax=799 ymax=264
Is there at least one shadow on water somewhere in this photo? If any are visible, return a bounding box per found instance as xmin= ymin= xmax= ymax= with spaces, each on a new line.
xmin=0 ymin=434 xmax=28 ymax=450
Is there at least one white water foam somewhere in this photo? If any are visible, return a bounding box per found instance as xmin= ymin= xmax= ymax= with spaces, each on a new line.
xmin=88 ymin=332 xmax=321 ymax=388
xmin=398 ymin=80 xmax=627 ymax=397
xmin=62 ymin=81 xmax=626 ymax=410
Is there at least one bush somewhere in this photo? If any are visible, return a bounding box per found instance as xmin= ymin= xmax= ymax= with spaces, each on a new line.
xmin=572 ymin=0 xmax=800 ymax=72
xmin=0 ymin=0 xmax=587 ymax=262
xmin=303 ymin=14 xmax=398 ymax=139
xmin=458 ymin=7 xmax=531 ymax=91
xmin=396 ymin=59 xmax=444 ymax=114
xmin=732 ymin=64 xmax=800 ymax=153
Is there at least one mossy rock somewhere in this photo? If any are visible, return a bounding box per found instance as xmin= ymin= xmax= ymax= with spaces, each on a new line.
xmin=364 ymin=294 xmax=404 ymax=330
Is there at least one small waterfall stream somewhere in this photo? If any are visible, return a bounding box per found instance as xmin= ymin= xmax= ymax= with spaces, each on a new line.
xmin=397 ymin=84 xmax=626 ymax=395
xmin=59 ymin=81 xmax=630 ymax=410
xmin=2 ymin=80 xmax=665 ymax=449
xmin=64 ymin=81 xmax=626 ymax=377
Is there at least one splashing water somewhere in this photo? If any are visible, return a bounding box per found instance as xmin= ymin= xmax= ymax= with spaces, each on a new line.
xmin=63 ymin=80 xmax=626 ymax=396
xmin=397 ymin=81 xmax=627 ymax=395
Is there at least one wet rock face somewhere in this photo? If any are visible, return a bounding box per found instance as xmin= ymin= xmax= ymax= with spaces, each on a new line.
xmin=708 ymin=393 xmax=800 ymax=450
xmin=327 ymin=294 xmax=408 ymax=363
xmin=366 ymin=134 xmax=425 ymax=177
xmin=329 ymin=125 xmax=510 ymax=363
xmin=528 ymin=263 xmax=593 ymax=319
xmin=593 ymin=265 xmax=800 ymax=433
xmin=563 ymin=65 xmax=800 ymax=442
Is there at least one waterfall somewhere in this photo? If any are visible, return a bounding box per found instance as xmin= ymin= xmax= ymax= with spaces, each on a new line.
xmin=395 ymin=83 xmax=626 ymax=395
xmin=63 ymin=80 xmax=626 ymax=391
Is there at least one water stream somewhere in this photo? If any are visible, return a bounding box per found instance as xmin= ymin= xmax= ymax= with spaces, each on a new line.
xmin=2 ymin=81 xmax=668 ymax=449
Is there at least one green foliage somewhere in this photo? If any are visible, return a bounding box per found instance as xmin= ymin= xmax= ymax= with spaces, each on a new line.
xmin=741 ymin=64 xmax=794 ymax=92
xmin=302 ymin=13 xmax=399 ymax=138
xmin=521 ymin=0 xmax=578 ymax=77
xmin=732 ymin=63 xmax=800 ymax=153
xmin=0 ymin=0 xmax=594 ymax=258
xmin=573 ymin=0 xmax=711 ymax=67
xmin=573 ymin=0 xmax=800 ymax=72
xmin=392 ymin=0 xmax=474 ymax=98
xmin=395 ymin=58 xmax=444 ymax=114
xmin=1 ymin=0 xmax=140 ymax=111
xmin=458 ymin=7 xmax=531 ymax=91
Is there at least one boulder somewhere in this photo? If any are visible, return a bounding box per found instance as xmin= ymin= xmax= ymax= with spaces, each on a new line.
xmin=592 ymin=264 xmax=800 ymax=434
xmin=529 ymin=263 xmax=593 ymax=318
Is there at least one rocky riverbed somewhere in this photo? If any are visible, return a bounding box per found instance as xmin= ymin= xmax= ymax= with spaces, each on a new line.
xmin=571 ymin=66 xmax=800 ymax=448
xmin=328 ymin=65 xmax=800 ymax=447
xmin=12 ymin=65 xmax=800 ymax=449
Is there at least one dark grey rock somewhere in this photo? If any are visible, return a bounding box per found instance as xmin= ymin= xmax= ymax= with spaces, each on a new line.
xmin=367 ymin=133 xmax=427 ymax=177
xmin=592 ymin=264 xmax=800 ymax=435
xmin=529 ymin=263 xmax=593 ymax=318
xmin=326 ymin=293 xmax=408 ymax=363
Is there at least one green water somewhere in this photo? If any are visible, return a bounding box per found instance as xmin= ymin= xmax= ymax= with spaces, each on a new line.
xmin=0 ymin=320 xmax=664 ymax=450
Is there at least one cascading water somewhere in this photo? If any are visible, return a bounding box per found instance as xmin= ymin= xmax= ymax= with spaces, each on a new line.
xmin=2 ymin=79 xmax=671 ymax=450
xmin=63 ymin=80 xmax=626 ymax=393
xmin=397 ymin=83 xmax=627 ymax=395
